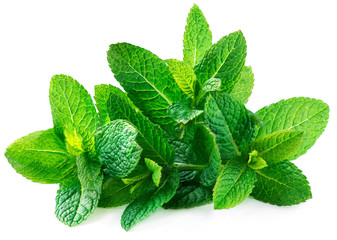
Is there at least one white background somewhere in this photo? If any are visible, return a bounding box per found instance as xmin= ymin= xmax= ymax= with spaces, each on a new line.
xmin=0 ymin=0 xmax=336 ymax=239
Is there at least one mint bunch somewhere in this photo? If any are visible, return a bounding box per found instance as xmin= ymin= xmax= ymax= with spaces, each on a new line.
xmin=4 ymin=4 xmax=329 ymax=230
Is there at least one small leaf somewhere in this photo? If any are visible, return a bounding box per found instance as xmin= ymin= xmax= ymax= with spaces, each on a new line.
xmin=95 ymin=120 xmax=142 ymax=178
xmin=248 ymin=150 xmax=268 ymax=170
xmin=94 ymin=84 xmax=116 ymax=125
xmin=168 ymin=101 xmax=203 ymax=125
xmin=195 ymin=78 xmax=221 ymax=104
xmin=230 ymin=66 xmax=255 ymax=104
xmin=145 ymin=158 xmax=162 ymax=187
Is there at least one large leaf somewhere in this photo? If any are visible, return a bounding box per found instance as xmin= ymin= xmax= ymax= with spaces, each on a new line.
xmin=95 ymin=120 xmax=142 ymax=178
xmin=55 ymin=153 xmax=103 ymax=226
xmin=251 ymin=161 xmax=311 ymax=206
xmin=107 ymin=43 xmax=183 ymax=130
xmin=194 ymin=31 xmax=247 ymax=92
xmin=5 ymin=129 xmax=77 ymax=184
xmin=105 ymin=86 xmax=175 ymax=165
xmin=49 ymin=75 xmax=98 ymax=156
xmin=183 ymin=4 xmax=212 ymax=67
xmin=230 ymin=66 xmax=255 ymax=104
xmin=256 ymin=97 xmax=329 ymax=160
xmin=204 ymin=92 xmax=255 ymax=162
xmin=213 ymin=159 xmax=256 ymax=209
xmin=121 ymin=169 xmax=179 ymax=230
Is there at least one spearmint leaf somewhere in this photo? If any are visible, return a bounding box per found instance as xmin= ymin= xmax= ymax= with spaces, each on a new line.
xmin=213 ymin=160 xmax=256 ymax=209
xmin=107 ymin=43 xmax=183 ymax=130
xmin=195 ymin=78 xmax=221 ymax=105
xmin=94 ymin=84 xmax=115 ymax=125
xmin=5 ymin=129 xmax=77 ymax=184
xmin=248 ymin=150 xmax=268 ymax=170
xmin=163 ymin=184 xmax=213 ymax=209
xmin=204 ymin=92 xmax=255 ymax=162
xmin=168 ymin=101 xmax=203 ymax=125
xmin=95 ymin=120 xmax=142 ymax=178
xmin=251 ymin=161 xmax=312 ymax=206
xmin=194 ymin=31 xmax=247 ymax=92
xmin=49 ymin=75 xmax=98 ymax=156
xmin=106 ymin=86 xmax=175 ymax=165
xmin=251 ymin=130 xmax=304 ymax=165
xmin=166 ymin=59 xmax=196 ymax=99
xmin=193 ymin=125 xmax=221 ymax=186
xmin=256 ymin=97 xmax=329 ymax=160
xmin=55 ymin=153 xmax=103 ymax=226
xmin=230 ymin=66 xmax=255 ymax=104
xmin=145 ymin=158 xmax=162 ymax=187
xmin=121 ymin=169 xmax=180 ymax=230
xmin=183 ymin=4 xmax=212 ymax=67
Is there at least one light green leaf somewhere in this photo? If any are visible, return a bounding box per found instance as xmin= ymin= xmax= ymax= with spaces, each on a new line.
xmin=168 ymin=101 xmax=203 ymax=125
xmin=183 ymin=4 xmax=212 ymax=67
xmin=166 ymin=59 xmax=196 ymax=99
xmin=49 ymin=75 xmax=98 ymax=156
xmin=145 ymin=158 xmax=162 ymax=187
xmin=121 ymin=169 xmax=179 ymax=230
xmin=251 ymin=130 xmax=303 ymax=165
xmin=230 ymin=66 xmax=255 ymax=104
xmin=251 ymin=161 xmax=312 ymax=206
xmin=204 ymin=92 xmax=255 ymax=162
xmin=194 ymin=31 xmax=247 ymax=92
xmin=248 ymin=150 xmax=268 ymax=170
xmin=107 ymin=43 xmax=183 ymax=131
xmin=5 ymin=129 xmax=77 ymax=184
xmin=213 ymin=160 xmax=256 ymax=209
xmin=94 ymin=84 xmax=115 ymax=125
xmin=106 ymin=86 xmax=175 ymax=165
xmin=95 ymin=120 xmax=142 ymax=178
xmin=163 ymin=184 xmax=213 ymax=209
xmin=256 ymin=97 xmax=329 ymax=160
xmin=55 ymin=153 xmax=103 ymax=227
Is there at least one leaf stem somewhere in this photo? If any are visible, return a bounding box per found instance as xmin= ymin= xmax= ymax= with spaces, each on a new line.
xmin=173 ymin=163 xmax=208 ymax=171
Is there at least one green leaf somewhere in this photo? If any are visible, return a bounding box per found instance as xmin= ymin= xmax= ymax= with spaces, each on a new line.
xmin=195 ymin=78 xmax=221 ymax=105
xmin=94 ymin=84 xmax=115 ymax=125
xmin=213 ymin=160 xmax=256 ymax=209
xmin=193 ymin=125 xmax=221 ymax=186
xmin=145 ymin=158 xmax=162 ymax=187
xmin=251 ymin=161 xmax=312 ymax=206
xmin=49 ymin=75 xmax=98 ymax=156
xmin=107 ymin=43 xmax=183 ymax=130
xmin=95 ymin=120 xmax=142 ymax=178
xmin=166 ymin=59 xmax=196 ymax=99
xmin=230 ymin=66 xmax=255 ymax=104
xmin=106 ymin=86 xmax=175 ymax=165
xmin=183 ymin=4 xmax=212 ymax=67
xmin=5 ymin=129 xmax=77 ymax=184
xmin=163 ymin=184 xmax=213 ymax=209
xmin=248 ymin=150 xmax=268 ymax=170
xmin=55 ymin=153 xmax=103 ymax=226
xmin=256 ymin=97 xmax=329 ymax=160
xmin=168 ymin=101 xmax=203 ymax=125
xmin=121 ymin=169 xmax=180 ymax=230
xmin=204 ymin=92 xmax=256 ymax=162
xmin=251 ymin=130 xmax=304 ymax=165
xmin=194 ymin=31 xmax=247 ymax=92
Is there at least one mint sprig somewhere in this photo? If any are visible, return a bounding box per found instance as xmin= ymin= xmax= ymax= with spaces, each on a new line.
xmin=4 ymin=4 xmax=329 ymax=231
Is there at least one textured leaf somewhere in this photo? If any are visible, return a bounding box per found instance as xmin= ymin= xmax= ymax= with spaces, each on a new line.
xmin=256 ymin=97 xmax=329 ymax=160
xmin=166 ymin=59 xmax=196 ymax=99
xmin=183 ymin=4 xmax=212 ymax=67
xmin=55 ymin=153 xmax=103 ymax=226
xmin=213 ymin=160 xmax=256 ymax=209
xmin=107 ymin=43 xmax=183 ymax=130
xmin=49 ymin=75 xmax=98 ymax=156
xmin=251 ymin=130 xmax=303 ymax=165
xmin=194 ymin=31 xmax=247 ymax=92
xmin=230 ymin=66 xmax=255 ymax=104
xmin=94 ymin=84 xmax=115 ymax=125
xmin=106 ymin=86 xmax=175 ymax=165
xmin=5 ymin=129 xmax=77 ymax=184
xmin=195 ymin=78 xmax=221 ymax=105
xmin=95 ymin=120 xmax=142 ymax=178
xmin=204 ymin=92 xmax=255 ymax=162
xmin=251 ymin=161 xmax=312 ymax=206
xmin=193 ymin=125 xmax=221 ymax=186
xmin=121 ymin=169 xmax=180 ymax=230
xmin=168 ymin=101 xmax=203 ymax=125
xmin=163 ymin=184 xmax=213 ymax=209
xmin=145 ymin=158 xmax=162 ymax=187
